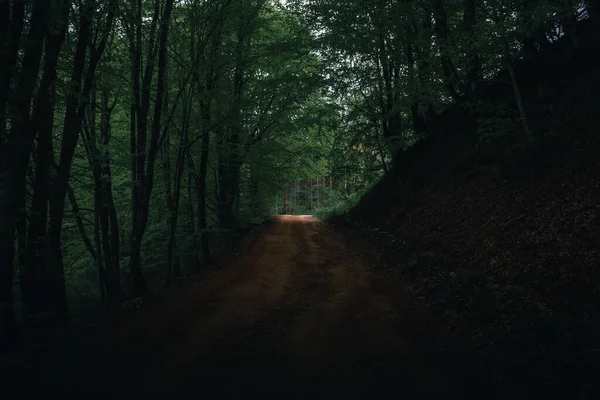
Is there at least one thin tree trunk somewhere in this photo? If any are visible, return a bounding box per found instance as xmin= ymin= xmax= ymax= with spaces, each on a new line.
xmin=129 ymin=0 xmax=176 ymax=295
xmin=0 ymin=1 xmax=26 ymax=141
xmin=46 ymin=3 xmax=95 ymax=324
xmin=83 ymin=91 xmax=108 ymax=304
xmin=432 ymin=0 xmax=464 ymax=101
xmin=217 ymin=11 xmax=247 ymax=230
xmin=23 ymin=0 xmax=69 ymax=318
xmin=185 ymin=167 xmax=200 ymax=270
xmin=93 ymin=196 xmax=106 ymax=304
xmin=309 ymin=181 xmax=313 ymax=212
xmin=463 ymin=0 xmax=480 ymax=99
xmin=198 ymin=130 xmax=212 ymax=263
xmin=162 ymin=114 xmax=186 ymax=285
xmin=68 ymin=185 xmax=95 ymax=260
xmin=506 ymin=52 xmax=534 ymax=144
xmin=16 ymin=213 xmax=27 ymax=281
xmin=168 ymin=139 xmax=185 ymax=283
xmin=493 ymin=9 xmax=534 ymax=145
xmin=162 ymin=136 xmax=174 ymax=285
xmin=100 ymin=88 xmax=121 ymax=302
xmin=47 ymin=0 xmax=115 ymax=322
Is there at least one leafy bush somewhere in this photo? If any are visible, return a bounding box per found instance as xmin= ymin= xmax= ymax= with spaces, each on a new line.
xmin=314 ymin=182 xmax=378 ymax=220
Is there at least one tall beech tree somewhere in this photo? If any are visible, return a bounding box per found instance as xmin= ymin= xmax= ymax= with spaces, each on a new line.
xmin=125 ymin=0 xmax=176 ymax=294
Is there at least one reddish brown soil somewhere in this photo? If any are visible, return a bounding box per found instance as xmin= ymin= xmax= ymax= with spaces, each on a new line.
xmin=1 ymin=216 xmax=467 ymax=397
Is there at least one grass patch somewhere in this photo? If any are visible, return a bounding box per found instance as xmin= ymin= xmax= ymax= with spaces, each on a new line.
xmin=315 ymin=180 xmax=383 ymax=221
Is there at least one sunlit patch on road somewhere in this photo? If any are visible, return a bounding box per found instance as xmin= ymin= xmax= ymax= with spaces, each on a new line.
xmin=277 ymin=215 xmax=318 ymax=223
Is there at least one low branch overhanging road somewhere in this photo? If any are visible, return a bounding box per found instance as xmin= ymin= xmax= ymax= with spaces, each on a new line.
xmin=12 ymin=216 xmax=464 ymax=396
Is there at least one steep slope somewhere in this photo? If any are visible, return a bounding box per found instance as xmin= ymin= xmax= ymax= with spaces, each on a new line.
xmin=343 ymin=30 xmax=600 ymax=398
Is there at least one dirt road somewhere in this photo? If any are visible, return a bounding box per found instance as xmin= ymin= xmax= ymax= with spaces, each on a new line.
xmin=10 ymin=216 xmax=458 ymax=396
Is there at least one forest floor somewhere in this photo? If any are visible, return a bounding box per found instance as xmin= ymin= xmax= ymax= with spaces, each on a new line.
xmin=1 ymin=215 xmax=474 ymax=397
xmin=336 ymin=64 xmax=600 ymax=399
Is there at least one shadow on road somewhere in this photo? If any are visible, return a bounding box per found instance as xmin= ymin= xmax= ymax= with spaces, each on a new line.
xmin=4 ymin=216 xmax=465 ymax=397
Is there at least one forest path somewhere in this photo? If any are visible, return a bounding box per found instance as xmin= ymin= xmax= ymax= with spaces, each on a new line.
xmin=20 ymin=216 xmax=457 ymax=396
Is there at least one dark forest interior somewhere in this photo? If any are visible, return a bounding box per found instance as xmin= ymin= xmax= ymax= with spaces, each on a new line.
xmin=1 ymin=0 xmax=600 ymax=397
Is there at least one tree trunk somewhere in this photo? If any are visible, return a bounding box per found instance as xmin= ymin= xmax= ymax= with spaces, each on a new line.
xmin=162 ymin=137 xmax=174 ymax=285
xmin=506 ymin=53 xmax=534 ymax=145
xmin=46 ymin=0 xmax=115 ymax=321
xmin=129 ymin=0 xmax=175 ymax=295
xmin=317 ymin=178 xmax=320 ymax=207
xmin=45 ymin=0 xmax=93 ymax=324
xmin=170 ymin=140 xmax=185 ymax=279
xmin=405 ymin=41 xmax=428 ymax=134
xmin=162 ymin=116 xmax=186 ymax=286
xmin=100 ymin=88 xmax=121 ymax=302
xmin=129 ymin=237 xmax=145 ymax=294
xmin=309 ymin=180 xmax=313 ymax=212
xmin=463 ymin=0 xmax=480 ymax=99
xmin=217 ymin=10 xmax=248 ymax=230
xmin=0 ymin=1 xmax=26 ymax=141
xmin=84 ymin=86 xmax=109 ymax=304
xmin=93 ymin=198 xmax=106 ymax=304
xmin=413 ymin=16 xmax=437 ymax=134
xmin=198 ymin=130 xmax=212 ymax=264
xmin=1 ymin=0 xmax=53 ymax=343
xmin=186 ymin=169 xmax=201 ymax=271
xmin=432 ymin=0 xmax=464 ymax=101
xmin=23 ymin=0 xmax=69 ymax=319
xmin=376 ymin=33 xmax=399 ymax=141
xmin=68 ymin=185 xmax=95 ymax=260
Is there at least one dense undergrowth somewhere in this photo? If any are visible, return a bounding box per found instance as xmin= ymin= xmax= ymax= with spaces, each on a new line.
xmin=313 ymin=184 xmax=379 ymax=220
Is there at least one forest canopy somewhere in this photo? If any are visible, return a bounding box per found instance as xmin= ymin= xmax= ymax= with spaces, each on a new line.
xmin=0 ymin=0 xmax=597 ymax=348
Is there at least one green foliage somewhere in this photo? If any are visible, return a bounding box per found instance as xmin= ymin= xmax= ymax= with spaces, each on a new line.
xmin=313 ymin=195 xmax=360 ymax=220
xmin=1 ymin=0 xmax=592 ymax=337
xmin=314 ymin=179 xmax=380 ymax=220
